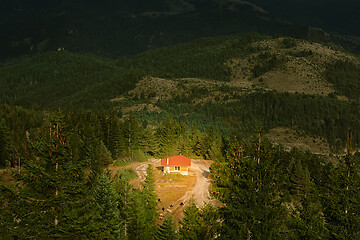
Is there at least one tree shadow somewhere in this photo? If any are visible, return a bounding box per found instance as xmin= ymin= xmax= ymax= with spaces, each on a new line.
xmin=202 ymin=169 xmax=210 ymax=178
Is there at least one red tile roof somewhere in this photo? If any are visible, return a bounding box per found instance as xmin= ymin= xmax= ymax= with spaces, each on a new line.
xmin=161 ymin=155 xmax=191 ymax=167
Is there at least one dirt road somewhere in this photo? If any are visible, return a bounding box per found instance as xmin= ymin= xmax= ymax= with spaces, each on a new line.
xmin=135 ymin=158 xmax=159 ymax=181
xmin=179 ymin=159 xmax=213 ymax=207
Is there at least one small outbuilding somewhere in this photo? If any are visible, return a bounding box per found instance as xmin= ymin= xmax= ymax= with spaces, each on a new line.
xmin=160 ymin=155 xmax=191 ymax=175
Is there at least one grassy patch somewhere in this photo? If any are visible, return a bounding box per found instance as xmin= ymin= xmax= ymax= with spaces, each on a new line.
xmin=114 ymin=160 xmax=130 ymax=167
xmin=116 ymin=168 xmax=137 ymax=181
xmin=163 ymin=173 xmax=185 ymax=182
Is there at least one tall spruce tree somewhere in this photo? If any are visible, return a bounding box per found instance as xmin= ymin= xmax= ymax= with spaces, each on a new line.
xmin=179 ymin=198 xmax=220 ymax=240
xmin=114 ymin=170 xmax=133 ymax=239
xmin=142 ymin=164 xmax=158 ymax=238
xmin=92 ymin=173 xmax=124 ymax=239
xmin=179 ymin=198 xmax=202 ymax=239
xmin=323 ymin=137 xmax=360 ymax=239
xmin=288 ymin=163 xmax=328 ymax=239
xmin=210 ymin=138 xmax=288 ymax=239
xmin=127 ymin=189 xmax=149 ymax=240
xmin=157 ymin=214 xmax=178 ymax=240
xmin=0 ymin=118 xmax=13 ymax=167
xmin=0 ymin=111 xmax=92 ymax=238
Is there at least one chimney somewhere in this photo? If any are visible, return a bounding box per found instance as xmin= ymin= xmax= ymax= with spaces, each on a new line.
xmin=166 ymin=158 xmax=169 ymax=165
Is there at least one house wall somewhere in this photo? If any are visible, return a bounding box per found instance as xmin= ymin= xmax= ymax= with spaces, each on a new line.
xmin=163 ymin=166 xmax=190 ymax=175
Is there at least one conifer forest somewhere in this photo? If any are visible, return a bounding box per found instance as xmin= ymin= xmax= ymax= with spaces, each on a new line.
xmin=1 ymin=1 xmax=360 ymax=239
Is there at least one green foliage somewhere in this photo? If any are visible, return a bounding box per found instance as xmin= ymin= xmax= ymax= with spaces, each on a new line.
xmin=0 ymin=104 xmax=44 ymax=165
xmin=129 ymin=33 xmax=266 ymax=82
xmin=0 ymin=111 xmax=92 ymax=238
xmin=252 ymin=54 xmax=283 ymax=78
xmin=122 ymin=169 xmax=158 ymax=240
xmin=131 ymin=149 xmax=149 ymax=162
xmin=117 ymin=169 xmax=138 ymax=182
xmin=322 ymin=150 xmax=360 ymax=239
xmin=141 ymin=165 xmax=158 ymax=238
xmin=158 ymin=91 xmax=360 ymax=150
xmin=179 ymin=198 xmax=220 ymax=240
xmin=0 ymin=119 xmax=13 ymax=167
xmin=2 ymin=31 xmax=360 ymax=238
xmin=92 ymin=173 xmax=124 ymax=239
xmin=0 ymin=51 xmax=139 ymax=108
xmin=157 ymin=214 xmax=178 ymax=240
xmin=1 ymin=104 xmax=360 ymax=239
xmin=287 ymin=155 xmax=328 ymax=239
xmin=324 ymin=59 xmax=360 ymax=99
xmin=210 ymin=138 xmax=289 ymax=239
xmin=114 ymin=160 xmax=130 ymax=167
xmin=179 ymin=198 xmax=201 ymax=239
xmin=281 ymin=38 xmax=297 ymax=48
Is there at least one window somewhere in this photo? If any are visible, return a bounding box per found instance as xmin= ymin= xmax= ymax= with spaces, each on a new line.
xmin=175 ymin=166 xmax=180 ymax=171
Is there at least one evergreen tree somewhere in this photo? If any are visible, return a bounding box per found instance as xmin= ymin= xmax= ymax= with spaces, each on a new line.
xmin=140 ymin=126 xmax=157 ymax=156
xmin=210 ymin=138 xmax=288 ymax=239
xmin=124 ymin=114 xmax=142 ymax=153
xmin=0 ymin=118 xmax=13 ymax=167
xmin=179 ymin=198 xmax=221 ymax=240
xmin=127 ymin=189 xmax=149 ymax=240
xmin=142 ymin=164 xmax=158 ymax=238
xmin=288 ymin=163 xmax=328 ymax=239
xmin=114 ymin=170 xmax=133 ymax=239
xmin=192 ymin=129 xmax=205 ymax=158
xmin=93 ymin=140 xmax=113 ymax=171
xmin=92 ymin=173 xmax=124 ymax=239
xmin=123 ymin=164 xmax=158 ymax=240
xmin=179 ymin=198 xmax=202 ymax=239
xmin=323 ymin=143 xmax=360 ymax=239
xmin=156 ymin=117 xmax=181 ymax=157
xmin=157 ymin=214 xmax=178 ymax=240
xmin=0 ymin=111 xmax=92 ymax=238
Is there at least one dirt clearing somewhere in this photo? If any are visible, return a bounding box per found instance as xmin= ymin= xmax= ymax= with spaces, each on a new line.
xmin=108 ymin=158 xmax=216 ymax=223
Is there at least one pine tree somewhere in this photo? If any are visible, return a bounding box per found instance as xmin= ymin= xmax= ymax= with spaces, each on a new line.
xmin=142 ymin=164 xmax=158 ymax=238
xmin=156 ymin=117 xmax=181 ymax=157
xmin=140 ymin=126 xmax=157 ymax=156
xmin=113 ymin=170 xmax=133 ymax=239
xmin=92 ymin=173 xmax=124 ymax=239
xmin=127 ymin=189 xmax=149 ymax=240
xmin=93 ymin=140 xmax=113 ymax=170
xmin=323 ymin=138 xmax=360 ymax=239
xmin=157 ymin=214 xmax=178 ymax=240
xmin=288 ymin=164 xmax=328 ymax=239
xmin=0 ymin=118 xmax=13 ymax=167
xmin=210 ymin=138 xmax=288 ymax=239
xmin=124 ymin=114 xmax=142 ymax=153
xmin=122 ymin=164 xmax=158 ymax=240
xmin=0 ymin=111 xmax=93 ymax=238
xmin=192 ymin=130 xmax=205 ymax=158
xmin=179 ymin=198 xmax=204 ymax=239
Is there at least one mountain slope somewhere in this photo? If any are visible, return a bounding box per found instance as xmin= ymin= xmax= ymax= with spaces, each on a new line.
xmin=0 ymin=51 xmax=139 ymax=108
xmin=2 ymin=34 xmax=360 ymax=151
xmin=2 ymin=34 xmax=360 ymax=107
xmin=248 ymin=0 xmax=360 ymax=36
xmin=1 ymin=0 xmax=350 ymax=62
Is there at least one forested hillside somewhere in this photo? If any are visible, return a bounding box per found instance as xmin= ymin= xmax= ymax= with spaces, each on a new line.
xmin=248 ymin=0 xmax=360 ymax=36
xmin=1 ymin=34 xmax=360 ymax=150
xmin=2 ymin=0 xmax=360 ymax=61
xmin=1 ymin=108 xmax=359 ymax=239
xmin=1 ymin=33 xmax=360 ymax=239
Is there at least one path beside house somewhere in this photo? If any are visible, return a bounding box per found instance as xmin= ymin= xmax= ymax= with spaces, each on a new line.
xmin=135 ymin=158 xmax=159 ymax=181
xmin=186 ymin=159 xmax=213 ymax=207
